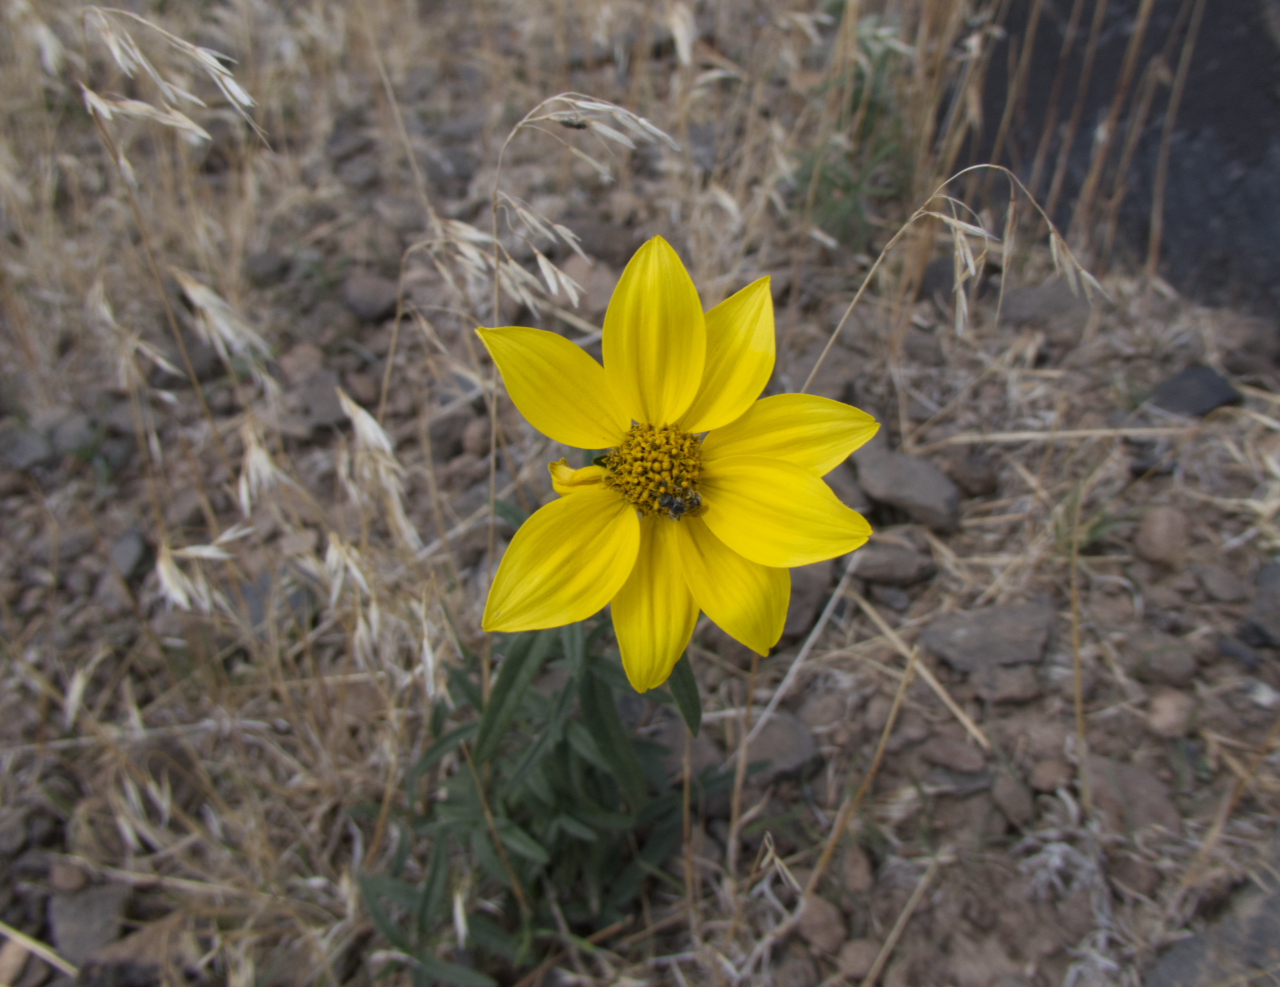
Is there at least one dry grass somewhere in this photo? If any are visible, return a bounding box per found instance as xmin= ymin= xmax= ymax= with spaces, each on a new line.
xmin=1 ymin=2 xmax=1278 ymax=986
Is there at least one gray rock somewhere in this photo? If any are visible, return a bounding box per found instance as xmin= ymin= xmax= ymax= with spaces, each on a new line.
xmin=825 ymin=462 xmax=872 ymax=513
xmin=337 ymin=153 xmax=380 ymax=190
xmin=1242 ymin=561 xmax=1280 ymax=648
xmin=971 ymin=664 xmax=1042 ymax=703
xmin=1192 ymin=563 xmax=1250 ymax=603
xmin=871 ymin=584 xmax=911 ymax=611
xmin=730 ymin=711 xmax=815 ymax=783
xmin=244 ymin=251 xmax=290 ymax=288
xmin=992 ymin=772 xmax=1033 ymax=827
xmin=0 ymin=808 xmax=28 ymax=856
xmin=326 ymin=124 xmax=372 ymax=162
xmin=341 ymin=271 xmax=399 ymax=323
xmin=1087 ymin=755 xmax=1182 ymax=837
xmin=0 ymin=419 xmax=54 ymax=470
xmin=783 ymin=561 xmax=831 ymax=638
xmin=920 ymin=737 xmax=985 ymax=773
xmin=1147 ymin=689 xmax=1194 ymax=738
xmin=853 ymin=438 xmax=960 ymax=532
xmin=108 ymin=531 xmax=148 ymax=581
xmin=236 ymin=569 xmax=320 ymax=639
xmin=1145 ymin=832 xmax=1280 ymax=987
xmin=1129 ymin=630 xmax=1198 ymax=688
xmin=838 ymin=940 xmax=881 ymax=980
xmin=50 ymin=413 xmax=94 ymax=456
xmin=99 ymin=437 xmax=134 ymax=473
xmin=298 ymin=368 xmax=346 ymax=429
xmin=1149 ymin=364 xmax=1242 ymax=417
xmin=1133 ymin=506 xmax=1190 ymax=568
xmin=848 ymin=542 xmax=935 ymax=586
xmin=48 ymin=884 xmax=131 ymax=966
xmin=428 ymin=405 xmax=477 ymax=462
xmin=796 ymin=894 xmax=845 ymax=954
xmin=920 ymin=602 xmax=1055 ymax=673
xmin=941 ymin=449 xmax=999 ymax=497
xmin=651 ymin=712 xmax=723 ymax=780
xmin=1218 ymin=635 xmax=1260 ymax=670
xmin=999 ymin=278 xmax=1090 ymax=333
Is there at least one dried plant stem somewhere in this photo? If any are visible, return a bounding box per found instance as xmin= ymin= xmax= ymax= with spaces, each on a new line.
xmin=1026 ymin=0 xmax=1088 ymax=200
xmin=725 ymin=650 xmax=760 ymax=879
xmin=509 ymin=918 xmax=632 ymax=987
xmin=742 ymin=556 xmax=859 ymax=750
xmin=859 ymin=855 xmax=942 ymax=987
xmin=1068 ymin=0 xmax=1156 ymax=247
xmin=804 ymin=645 xmax=919 ymax=897
xmin=0 ymin=919 xmax=78 ymax=978
xmin=1180 ymin=710 xmax=1280 ymax=892
xmin=1069 ymin=491 xmax=1093 ymax=815
xmin=1145 ymin=0 xmax=1207 ymax=283
xmin=459 ymin=742 xmax=530 ymax=916
xmin=682 ymin=726 xmax=698 ymax=942
xmin=848 ymin=588 xmax=990 ymax=750
xmin=86 ymin=116 xmax=233 ymax=483
xmin=1043 ymin=0 xmax=1110 ymax=223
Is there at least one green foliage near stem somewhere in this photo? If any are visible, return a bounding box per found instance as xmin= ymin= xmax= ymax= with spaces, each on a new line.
xmin=359 ymin=614 xmax=691 ymax=983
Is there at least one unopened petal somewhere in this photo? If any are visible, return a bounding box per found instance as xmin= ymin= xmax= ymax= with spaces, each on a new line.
xmin=702 ymin=394 xmax=879 ymax=475
xmin=548 ymin=459 xmax=607 ymax=495
xmin=679 ymin=277 xmax=775 ymax=433
xmin=676 ymin=518 xmax=787 ymax=655
xmin=478 ymin=326 xmax=629 ymax=449
xmin=603 ymin=237 xmax=705 ymax=424
xmin=611 ymin=517 xmax=699 ymax=692
xmin=483 ymin=485 xmax=639 ymax=631
xmin=699 ymin=455 xmax=872 ymax=567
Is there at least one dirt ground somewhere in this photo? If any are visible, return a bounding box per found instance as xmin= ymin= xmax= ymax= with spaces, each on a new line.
xmin=2 ymin=3 xmax=1279 ymax=987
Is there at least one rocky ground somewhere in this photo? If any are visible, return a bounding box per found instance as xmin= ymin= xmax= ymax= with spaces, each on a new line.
xmin=2 ymin=5 xmax=1280 ymax=987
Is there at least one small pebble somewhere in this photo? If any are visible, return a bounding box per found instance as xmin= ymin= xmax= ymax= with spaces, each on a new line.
xmin=1147 ymin=689 xmax=1194 ymax=738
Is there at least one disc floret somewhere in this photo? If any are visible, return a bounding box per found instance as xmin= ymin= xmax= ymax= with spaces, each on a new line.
xmin=603 ymin=422 xmax=703 ymax=519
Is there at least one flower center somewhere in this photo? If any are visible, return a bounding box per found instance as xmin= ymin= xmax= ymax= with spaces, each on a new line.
xmin=603 ymin=423 xmax=704 ymax=520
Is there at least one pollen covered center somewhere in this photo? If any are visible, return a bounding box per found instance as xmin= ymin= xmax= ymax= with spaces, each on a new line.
xmin=603 ymin=423 xmax=704 ymax=520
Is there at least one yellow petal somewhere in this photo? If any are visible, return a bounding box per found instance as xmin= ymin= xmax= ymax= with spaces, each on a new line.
xmin=477 ymin=326 xmax=629 ymax=449
xmin=699 ymin=455 xmax=872 ymax=567
xmin=702 ymin=394 xmax=879 ymax=475
xmin=679 ymin=277 xmax=776 ymax=433
xmin=611 ymin=517 xmax=699 ymax=692
xmin=676 ymin=518 xmax=787 ymax=655
xmin=603 ymin=237 xmax=705 ymax=424
xmin=548 ymin=459 xmax=606 ymax=495
xmin=483 ymin=485 xmax=639 ymax=631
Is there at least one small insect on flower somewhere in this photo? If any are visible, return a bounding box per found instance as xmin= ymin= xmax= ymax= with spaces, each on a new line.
xmin=477 ymin=236 xmax=879 ymax=692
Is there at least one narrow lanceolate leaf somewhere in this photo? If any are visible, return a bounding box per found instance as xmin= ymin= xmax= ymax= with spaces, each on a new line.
xmin=667 ymin=652 xmax=702 ymax=737
xmin=357 ymin=873 xmax=413 ymax=951
xmin=473 ymin=631 xmax=554 ymax=764
xmin=495 ymin=818 xmax=551 ymax=865
xmin=414 ymin=953 xmax=497 ymax=987
xmin=578 ymin=670 xmax=649 ymax=811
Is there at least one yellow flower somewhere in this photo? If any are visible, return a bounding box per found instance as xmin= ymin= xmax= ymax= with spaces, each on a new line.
xmin=477 ymin=236 xmax=878 ymax=692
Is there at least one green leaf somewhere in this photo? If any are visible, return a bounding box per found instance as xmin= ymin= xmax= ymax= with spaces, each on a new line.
xmin=492 ymin=498 xmax=528 ymax=530
xmin=357 ymin=873 xmax=413 ymax=952
xmin=495 ymin=818 xmax=550 ymax=866
xmin=467 ymin=914 xmax=518 ymax=963
xmin=555 ymin=813 xmax=599 ymax=842
xmin=561 ymin=622 xmax=585 ymax=681
xmin=415 ymin=953 xmax=496 ymax=987
xmin=473 ymin=631 xmax=554 ymax=764
xmin=418 ymin=846 xmax=449 ymax=934
xmin=408 ymin=722 xmax=479 ymax=794
xmin=578 ymin=670 xmax=648 ymax=811
xmin=504 ymin=683 xmax=574 ymax=795
xmin=667 ymin=652 xmax=701 ymax=737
